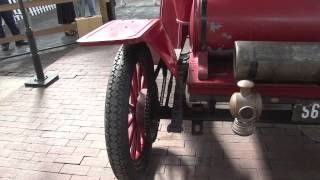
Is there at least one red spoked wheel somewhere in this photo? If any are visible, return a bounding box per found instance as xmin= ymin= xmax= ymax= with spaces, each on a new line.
xmin=105 ymin=43 xmax=159 ymax=180
xmin=128 ymin=63 xmax=147 ymax=161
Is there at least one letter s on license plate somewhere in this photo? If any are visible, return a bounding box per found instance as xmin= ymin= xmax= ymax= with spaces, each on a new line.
xmin=292 ymin=102 xmax=320 ymax=122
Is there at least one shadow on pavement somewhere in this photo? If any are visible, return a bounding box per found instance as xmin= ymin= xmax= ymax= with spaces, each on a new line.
xmin=146 ymin=122 xmax=251 ymax=180
xmin=254 ymin=124 xmax=320 ymax=180
xmin=0 ymin=44 xmax=78 ymax=77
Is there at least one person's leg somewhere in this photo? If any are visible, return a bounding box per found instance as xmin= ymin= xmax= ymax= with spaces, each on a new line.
xmin=74 ymin=0 xmax=85 ymax=17
xmin=120 ymin=0 xmax=126 ymax=7
xmin=0 ymin=14 xmax=5 ymax=39
xmin=153 ymin=0 xmax=159 ymax=6
xmin=74 ymin=0 xmax=81 ymax=17
xmin=1 ymin=11 xmax=20 ymax=36
xmin=78 ymin=0 xmax=86 ymax=17
xmin=2 ymin=11 xmax=28 ymax=46
xmin=0 ymin=13 xmax=10 ymax=51
xmin=86 ymin=0 xmax=96 ymax=16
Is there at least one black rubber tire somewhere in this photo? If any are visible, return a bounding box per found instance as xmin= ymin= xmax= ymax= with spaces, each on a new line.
xmin=105 ymin=43 xmax=159 ymax=180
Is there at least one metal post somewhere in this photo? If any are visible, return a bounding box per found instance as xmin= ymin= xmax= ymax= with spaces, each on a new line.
xmin=107 ymin=0 xmax=116 ymax=20
xmin=19 ymin=0 xmax=59 ymax=87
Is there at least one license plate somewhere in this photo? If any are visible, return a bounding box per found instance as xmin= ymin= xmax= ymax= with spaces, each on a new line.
xmin=292 ymin=102 xmax=320 ymax=122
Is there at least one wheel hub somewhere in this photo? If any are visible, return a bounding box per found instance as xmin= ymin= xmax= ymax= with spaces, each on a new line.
xmin=136 ymin=88 xmax=147 ymax=133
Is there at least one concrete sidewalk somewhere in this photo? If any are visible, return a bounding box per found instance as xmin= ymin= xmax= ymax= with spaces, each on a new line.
xmin=1 ymin=45 xmax=320 ymax=180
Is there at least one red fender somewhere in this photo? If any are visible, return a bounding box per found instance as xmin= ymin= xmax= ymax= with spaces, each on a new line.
xmin=77 ymin=19 xmax=178 ymax=77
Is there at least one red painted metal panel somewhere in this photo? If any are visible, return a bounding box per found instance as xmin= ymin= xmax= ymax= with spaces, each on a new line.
xmin=205 ymin=0 xmax=320 ymax=50
xmin=160 ymin=0 xmax=180 ymax=48
xmin=144 ymin=22 xmax=178 ymax=77
xmin=77 ymin=19 xmax=178 ymax=77
xmin=172 ymin=0 xmax=193 ymax=23
xmin=187 ymin=53 xmax=320 ymax=99
xmin=77 ymin=19 xmax=159 ymax=46
xmin=189 ymin=0 xmax=201 ymax=53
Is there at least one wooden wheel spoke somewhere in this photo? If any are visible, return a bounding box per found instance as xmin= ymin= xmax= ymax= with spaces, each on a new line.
xmin=131 ymin=70 xmax=138 ymax=101
xmin=129 ymin=103 xmax=135 ymax=112
xmin=130 ymin=130 xmax=137 ymax=159
xmin=136 ymin=132 xmax=142 ymax=153
xmin=136 ymin=64 xmax=142 ymax=91
xmin=142 ymin=75 xmax=147 ymax=89
xmin=130 ymin=85 xmax=137 ymax=104
xmin=129 ymin=126 xmax=136 ymax=148
xmin=128 ymin=113 xmax=134 ymax=127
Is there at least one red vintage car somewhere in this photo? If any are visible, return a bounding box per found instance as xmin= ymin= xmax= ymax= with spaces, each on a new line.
xmin=78 ymin=0 xmax=320 ymax=179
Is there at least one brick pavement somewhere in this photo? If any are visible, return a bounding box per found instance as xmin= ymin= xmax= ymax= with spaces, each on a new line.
xmin=1 ymin=45 xmax=320 ymax=180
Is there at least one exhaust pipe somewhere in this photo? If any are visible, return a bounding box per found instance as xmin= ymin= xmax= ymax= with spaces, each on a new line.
xmin=229 ymin=80 xmax=262 ymax=136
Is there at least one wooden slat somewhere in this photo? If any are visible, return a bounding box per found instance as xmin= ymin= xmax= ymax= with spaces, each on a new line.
xmin=0 ymin=24 xmax=76 ymax=44
xmin=34 ymin=23 xmax=76 ymax=36
xmin=0 ymin=0 xmax=73 ymax=12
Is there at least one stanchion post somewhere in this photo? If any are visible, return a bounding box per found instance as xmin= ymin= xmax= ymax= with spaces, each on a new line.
xmin=19 ymin=0 xmax=59 ymax=87
xmin=106 ymin=0 xmax=116 ymax=21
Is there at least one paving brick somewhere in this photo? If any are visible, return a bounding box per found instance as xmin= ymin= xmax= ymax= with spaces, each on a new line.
xmin=0 ymin=141 xmax=8 ymax=148
xmin=21 ymin=129 xmax=43 ymax=137
xmin=192 ymin=143 xmax=224 ymax=159
xmin=54 ymin=155 xmax=84 ymax=165
xmin=41 ymin=131 xmax=86 ymax=140
xmin=90 ymin=141 xmax=105 ymax=149
xmin=6 ymin=142 xmax=30 ymax=151
xmin=26 ymin=162 xmax=63 ymax=173
xmin=87 ymin=167 xmax=116 ymax=180
xmin=4 ymin=159 xmax=63 ymax=173
xmin=97 ymin=150 xmax=108 ymax=159
xmin=0 ymin=149 xmax=12 ymax=158
xmin=0 ymin=134 xmax=25 ymax=142
xmin=24 ymin=137 xmax=69 ymax=146
xmin=67 ymin=140 xmax=93 ymax=148
xmin=197 ymin=166 xmax=246 ymax=180
xmin=49 ymin=146 xmax=75 ymax=155
xmin=42 ymin=132 xmax=69 ymax=138
xmin=159 ymin=155 xmax=180 ymax=165
xmin=218 ymin=135 xmax=251 ymax=143
xmin=153 ymin=140 xmax=185 ymax=148
xmin=37 ymin=124 xmax=59 ymax=131
xmin=152 ymin=147 xmax=168 ymax=155
xmin=79 ymin=127 xmax=104 ymax=134
xmin=259 ymin=128 xmax=286 ymax=136
xmin=16 ymin=170 xmax=71 ymax=180
xmin=158 ymin=132 xmax=197 ymax=141
xmin=9 ymin=150 xmax=34 ymax=160
xmin=80 ymin=157 xmax=108 ymax=167
xmin=164 ymin=165 xmax=195 ymax=177
xmin=32 ymin=153 xmax=59 ymax=162
xmin=0 ymin=167 xmax=19 ymax=178
xmin=168 ymin=147 xmax=196 ymax=156
xmin=204 ymin=127 xmax=235 ymax=135
xmin=60 ymin=164 xmax=90 ymax=176
xmin=223 ymin=142 xmax=261 ymax=151
xmin=180 ymin=156 xmax=197 ymax=166
xmin=70 ymin=175 xmax=100 ymax=180
xmin=72 ymin=121 xmax=93 ymax=127
xmin=57 ymin=125 xmax=81 ymax=132
xmin=0 ymin=127 xmax=25 ymax=134
xmin=84 ymin=134 xmax=105 ymax=141
xmin=239 ymin=159 xmax=270 ymax=169
xmin=73 ymin=147 xmax=100 ymax=157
